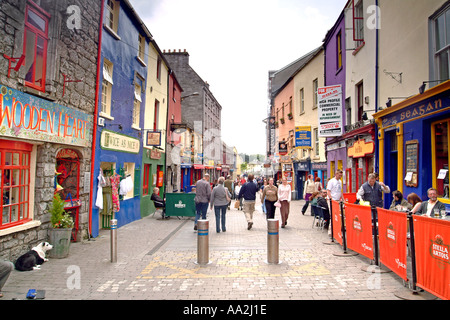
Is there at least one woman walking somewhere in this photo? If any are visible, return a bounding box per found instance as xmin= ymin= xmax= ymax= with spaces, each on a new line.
xmin=278 ymin=177 xmax=291 ymax=228
xmin=210 ymin=177 xmax=231 ymax=233
xmin=261 ymin=177 xmax=278 ymax=219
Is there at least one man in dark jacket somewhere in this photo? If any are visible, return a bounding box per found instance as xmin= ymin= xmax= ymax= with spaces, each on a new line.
xmin=317 ymin=190 xmax=330 ymax=229
xmin=238 ymin=174 xmax=258 ymax=230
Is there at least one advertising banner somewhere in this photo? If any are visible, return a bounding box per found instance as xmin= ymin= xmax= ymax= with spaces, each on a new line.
xmin=413 ymin=215 xmax=450 ymax=300
xmin=331 ymin=200 xmax=343 ymax=245
xmin=318 ymin=84 xmax=343 ymax=137
xmin=295 ymin=126 xmax=311 ymax=148
xmin=344 ymin=203 xmax=374 ymax=260
xmin=377 ymin=208 xmax=408 ymax=281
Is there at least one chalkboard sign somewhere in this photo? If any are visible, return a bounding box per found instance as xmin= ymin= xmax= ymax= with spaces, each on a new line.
xmin=405 ymin=140 xmax=419 ymax=187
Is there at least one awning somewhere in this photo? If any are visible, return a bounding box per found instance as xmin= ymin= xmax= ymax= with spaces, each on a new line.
xmin=193 ymin=164 xmax=204 ymax=169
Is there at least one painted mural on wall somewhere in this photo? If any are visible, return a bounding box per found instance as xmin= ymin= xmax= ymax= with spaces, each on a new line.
xmin=0 ymin=85 xmax=93 ymax=147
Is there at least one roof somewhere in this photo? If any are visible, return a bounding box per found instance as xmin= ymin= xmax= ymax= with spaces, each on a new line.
xmin=269 ymin=46 xmax=323 ymax=98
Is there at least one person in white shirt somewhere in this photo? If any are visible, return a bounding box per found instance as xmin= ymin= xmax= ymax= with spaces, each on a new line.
xmin=327 ymin=169 xmax=343 ymax=201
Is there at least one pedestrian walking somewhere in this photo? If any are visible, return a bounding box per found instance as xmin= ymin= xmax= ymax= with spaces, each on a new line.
xmin=0 ymin=260 xmax=14 ymax=298
xmin=356 ymin=173 xmax=390 ymax=208
xmin=301 ymin=174 xmax=315 ymax=215
xmin=224 ymin=175 xmax=233 ymax=210
xmin=210 ymin=177 xmax=231 ymax=233
xmin=238 ymin=174 xmax=258 ymax=230
xmin=278 ymin=177 xmax=291 ymax=228
xmin=261 ymin=177 xmax=278 ymax=219
xmin=194 ymin=173 xmax=211 ymax=230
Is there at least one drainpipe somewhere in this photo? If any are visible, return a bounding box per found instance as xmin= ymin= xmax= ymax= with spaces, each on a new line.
xmin=374 ymin=0 xmax=380 ymax=173
xmin=88 ymin=0 xmax=105 ymax=236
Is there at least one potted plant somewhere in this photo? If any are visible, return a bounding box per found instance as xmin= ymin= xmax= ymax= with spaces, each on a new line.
xmin=280 ymin=118 xmax=285 ymax=124
xmin=287 ymin=112 xmax=293 ymax=120
xmin=48 ymin=193 xmax=74 ymax=258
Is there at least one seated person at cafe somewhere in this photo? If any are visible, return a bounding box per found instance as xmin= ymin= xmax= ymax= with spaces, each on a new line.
xmin=389 ymin=190 xmax=412 ymax=211
xmin=415 ymin=188 xmax=446 ymax=218
xmin=151 ymin=187 xmax=165 ymax=213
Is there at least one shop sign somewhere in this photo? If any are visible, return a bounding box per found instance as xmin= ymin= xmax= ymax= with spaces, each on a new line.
xmin=380 ymin=94 xmax=449 ymax=128
xmin=0 ymin=85 xmax=92 ymax=147
xmin=279 ymin=141 xmax=288 ymax=155
xmin=318 ymin=84 xmax=343 ymax=137
xmin=348 ymin=139 xmax=374 ymax=158
xmin=100 ymin=130 xmax=140 ymax=154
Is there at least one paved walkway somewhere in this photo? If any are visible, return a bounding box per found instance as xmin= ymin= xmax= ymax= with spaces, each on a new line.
xmin=2 ymin=193 xmax=428 ymax=301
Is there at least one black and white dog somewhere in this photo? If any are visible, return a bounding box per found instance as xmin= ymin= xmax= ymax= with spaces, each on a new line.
xmin=15 ymin=242 xmax=53 ymax=271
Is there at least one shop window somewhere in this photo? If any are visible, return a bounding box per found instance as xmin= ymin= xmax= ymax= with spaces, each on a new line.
xmin=123 ymin=162 xmax=135 ymax=199
xmin=0 ymin=140 xmax=32 ymax=230
xmin=56 ymin=149 xmax=80 ymax=202
xmin=23 ymin=2 xmax=49 ymax=92
xmin=433 ymin=120 xmax=449 ymax=197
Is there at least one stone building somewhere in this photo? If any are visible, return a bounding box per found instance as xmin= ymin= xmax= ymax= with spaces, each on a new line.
xmin=163 ymin=50 xmax=223 ymax=181
xmin=0 ymin=0 xmax=100 ymax=260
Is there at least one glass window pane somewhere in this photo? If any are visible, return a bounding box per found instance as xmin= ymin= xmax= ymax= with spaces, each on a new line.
xmin=5 ymin=153 xmax=12 ymax=166
xmin=3 ymin=188 xmax=10 ymax=205
xmin=25 ymin=29 xmax=36 ymax=83
xmin=35 ymin=36 xmax=45 ymax=87
xmin=2 ymin=207 xmax=10 ymax=224
xmin=12 ymin=169 xmax=19 ymax=186
xmin=446 ymin=10 xmax=450 ymax=45
xmin=27 ymin=9 xmax=46 ymax=32
xmin=10 ymin=187 xmax=19 ymax=204
xmin=13 ymin=153 xmax=19 ymax=166
xmin=10 ymin=205 xmax=18 ymax=222
xmin=436 ymin=14 xmax=446 ymax=51
xmin=438 ymin=50 xmax=449 ymax=80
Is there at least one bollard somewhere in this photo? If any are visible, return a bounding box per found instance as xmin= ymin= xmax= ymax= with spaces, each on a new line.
xmin=110 ymin=219 xmax=117 ymax=263
xmin=267 ymin=219 xmax=281 ymax=264
xmin=196 ymin=220 xmax=210 ymax=265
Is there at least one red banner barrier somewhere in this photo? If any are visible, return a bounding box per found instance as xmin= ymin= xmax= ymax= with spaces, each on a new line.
xmin=331 ymin=200 xmax=343 ymax=245
xmin=377 ymin=208 xmax=408 ymax=281
xmin=343 ymin=193 xmax=357 ymax=204
xmin=344 ymin=203 xmax=374 ymax=260
xmin=413 ymin=215 xmax=450 ymax=300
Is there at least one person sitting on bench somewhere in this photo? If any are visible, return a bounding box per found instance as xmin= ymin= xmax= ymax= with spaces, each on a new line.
xmin=151 ymin=187 xmax=165 ymax=213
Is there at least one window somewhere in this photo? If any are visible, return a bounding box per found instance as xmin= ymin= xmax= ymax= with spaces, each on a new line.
xmin=433 ymin=7 xmax=450 ymax=82
xmin=314 ymin=128 xmax=319 ymax=156
xmin=313 ymin=79 xmax=318 ymax=109
xmin=101 ymin=59 xmax=113 ymax=117
xmin=156 ymin=57 xmax=162 ymax=82
xmin=132 ymin=84 xmax=141 ymax=128
xmin=143 ymin=164 xmax=150 ymax=196
xmin=356 ymin=82 xmax=364 ymax=121
xmin=337 ymin=31 xmax=343 ymax=70
xmin=0 ymin=140 xmax=32 ymax=230
xmin=354 ymin=0 xmax=364 ymax=48
xmin=300 ymin=88 xmax=304 ymax=114
xmin=138 ymin=34 xmax=145 ymax=62
xmin=345 ymin=97 xmax=352 ymax=127
xmin=23 ymin=2 xmax=49 ymax=92
xmin=154 ymin=99 xmax=160 ymax=131
xmin=105 ymin=0 xmax=119 ymax=33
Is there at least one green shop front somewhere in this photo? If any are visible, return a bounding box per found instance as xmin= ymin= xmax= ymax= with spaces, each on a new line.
xmin=141 ymin=147 xmax=166 ymax=217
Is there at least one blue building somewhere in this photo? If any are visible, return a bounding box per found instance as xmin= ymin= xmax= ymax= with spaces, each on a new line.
xmin=91 ymin=0 xmax=151 ymax=236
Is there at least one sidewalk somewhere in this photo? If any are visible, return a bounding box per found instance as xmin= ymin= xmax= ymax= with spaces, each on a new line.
xmin=2 ymin=193 xmax=415 ymax=300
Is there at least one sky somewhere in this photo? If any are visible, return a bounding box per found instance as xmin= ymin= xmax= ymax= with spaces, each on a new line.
xmin=129 ymin=0 xmax=349 ymax=155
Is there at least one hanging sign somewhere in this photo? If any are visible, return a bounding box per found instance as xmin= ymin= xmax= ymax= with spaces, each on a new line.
xmin=318 ymin=84 xmax=343 ymax=137
xmin=295 ymin=126 xmax=311 ymax=148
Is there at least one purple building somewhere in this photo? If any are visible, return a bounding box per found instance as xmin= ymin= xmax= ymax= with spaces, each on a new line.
xmin=323 ymin=9 xmax=348 ymax=190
